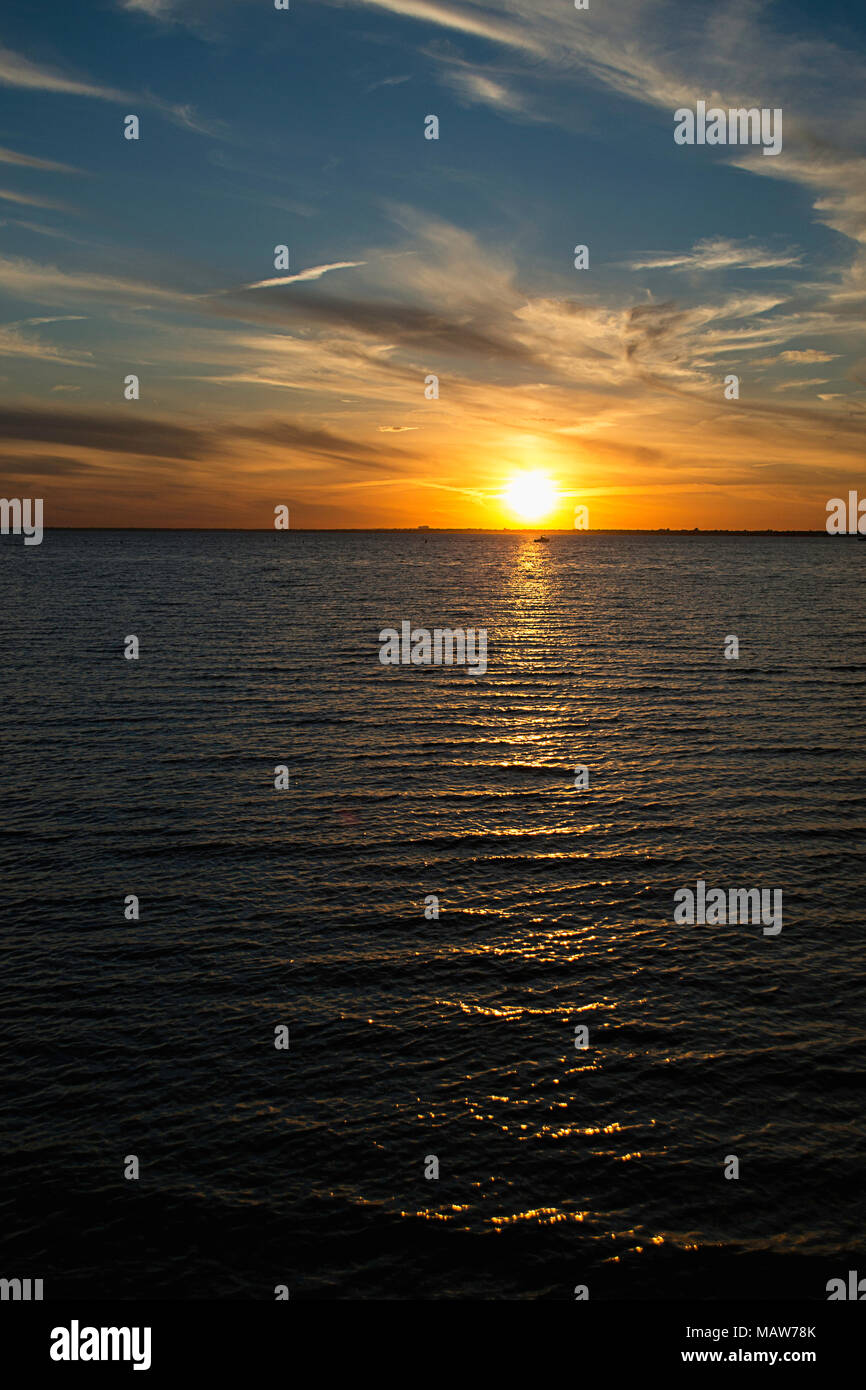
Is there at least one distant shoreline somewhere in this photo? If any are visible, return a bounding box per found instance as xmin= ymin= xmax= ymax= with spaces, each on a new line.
xmin=40 ymin=527 xmax=840 ymax=536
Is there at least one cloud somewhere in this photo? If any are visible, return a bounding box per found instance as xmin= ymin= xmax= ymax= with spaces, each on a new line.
xmin=0 ymin=43 xmax=129 ymax=100
xmin=0 ymin=145 xmax=81 ymax=174
xmin=769 ymin=349 xmax=841 ymax=364
xmin=0 ymin=188 xmax=74 ymax=212
xmin=0 ymin=219 xmax=91 ymax=244
xmin=366 ymin=74 xmax=411 ymax=93
xmin=151 ymin=99 xmax=231 ymax=139
xmin=333 ymin=0 xmax=866 ymax=296
xmin=439 ymin=65 xmax=531 ymax=116
xmin=240 ymin=262 xmax=368 ymax=290
xmin=0 ymin=43 xmax=225 ymax=139
xmin=772 ymin=378 xmax=830 ymax=391
xmin=0 ymin=453 xmax=95 ymax=477
xmin=329 ymin=0 xmax=541 ymax=54
xmin=1 ymin=182 xmax=857 ymax=521
xmin=0 ymin=254 xmax=190 ymax=307
xmin=0 ymin=407 xmax=216 ymax=459
xmin=9 ymin=315 xmax=88 ymax=327
xmin=0 ymin=405 xmax=416 ymax=475
xmin=120 ymin=0 xmax=176 ymax=15
xmin=212 ymin=279 xmax=535 ymax=363
xmin=630 ymin=238 xmax=804 ymax=273
xmin=233 ymin=418 xmax=414 ymax=468
xmin=0 ymin=323 xmax=93 ymax=366
xmin=211 ymin=208 xmax=535 ymax=364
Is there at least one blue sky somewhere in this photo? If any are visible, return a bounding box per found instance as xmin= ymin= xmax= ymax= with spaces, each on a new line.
xmin=1 ymin=0 xmax=865 ymax=527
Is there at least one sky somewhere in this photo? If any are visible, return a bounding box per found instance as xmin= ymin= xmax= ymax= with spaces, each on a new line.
xmin=0 ymin=0 xmax=865 ymax=529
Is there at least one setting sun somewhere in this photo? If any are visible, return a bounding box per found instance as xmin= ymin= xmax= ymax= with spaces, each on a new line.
xmin=502 ymin=471 xmax=558 ymax=522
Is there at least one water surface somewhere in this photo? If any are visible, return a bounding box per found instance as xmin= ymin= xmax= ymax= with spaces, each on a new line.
xmin=1 ymin=531 xmax=864 ymax=1299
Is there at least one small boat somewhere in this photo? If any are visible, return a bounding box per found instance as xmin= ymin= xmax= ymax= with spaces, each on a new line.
xmin=533 ymin=536 xmax=549 ymax=543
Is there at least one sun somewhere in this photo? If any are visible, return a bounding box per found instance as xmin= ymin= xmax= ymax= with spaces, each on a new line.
xmin=502 ymin=471 xmax=558 ymax=522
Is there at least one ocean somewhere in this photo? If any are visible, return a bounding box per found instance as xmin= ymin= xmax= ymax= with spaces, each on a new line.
xmin=1 ymin=530 xmax=864 ymax=1299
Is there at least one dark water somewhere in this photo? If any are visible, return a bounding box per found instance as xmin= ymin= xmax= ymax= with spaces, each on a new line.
xmin=1 ymin=530 xmax=864 ymax=1300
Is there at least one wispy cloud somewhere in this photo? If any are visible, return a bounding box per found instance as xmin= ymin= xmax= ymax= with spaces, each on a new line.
xmin=0 ymin=42 xmax=225 ymax=139
xmin=0 ymin=254 xmax=191 ymax=306
xmin=0 ymin=219 xmax=94 ymax=244
xmin=330 ymin=0 xmax=541 ymax=54
xmin=152 ymin=99 xmax=231 ymax=139
xmin=0 ymin=406 xmax=215 ymax=458
xmin=120 ymin=0 xmax=176 ymax=16
xmin=439 ymin=64 xmax=532 ymax=116
xmin=0 ymin=43 xmax=129 ymax=100
xmin=365 ymin=74 xmax=411 ymax=93
xmin=0 ymin=188 xmax=75 ymax=212
xmin=0 ymin=453 xmax=94 ymax=476
xmin=757 ymin=349 xmax=841 ymax=365
xmin=240 ymin=262 xmax=368 ymax=290
xmin=630 ymin=239 xmax=804 ymax=273
xmin=0 ymin=323 xmax=92 ymax=365
xmin=0 ymin=145 xmax=81 ymax=174
xmin=772 ymin=377 xmax=830 ymax=391
xmin=233 ymin=417 xmax=414 ymax=469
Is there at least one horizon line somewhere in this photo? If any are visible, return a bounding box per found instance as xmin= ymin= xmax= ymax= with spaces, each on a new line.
xmin=34 ymin=526 xmax=838 ymax=535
